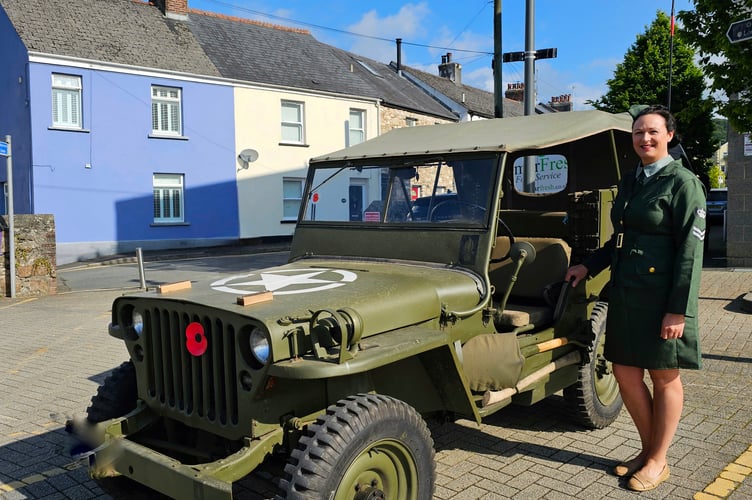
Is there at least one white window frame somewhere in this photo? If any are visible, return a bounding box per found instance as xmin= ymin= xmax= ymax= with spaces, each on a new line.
xmin=348 ymin=109 xmax=366 ymax=146
xmin=282 ymin=177 xmax=304 ymax=221
xmin=151 ymin=85 xmax=182 ymax=136
xmin=281 ymin=100 xmax=305 ymax=144
xmin=52 ymin=73 xmax=82 ymax=128
xmin=405 ymin=117 xmax=418 ymax=127
xmin=153 ymin=173 xmax=185 ymax=223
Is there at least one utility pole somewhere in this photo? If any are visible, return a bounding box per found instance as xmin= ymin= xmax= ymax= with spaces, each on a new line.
xmin=501 ymin=0 xmax=557 ymax=192
xmin=667 ymin=0 xmax=676 ymax=110
xmin=523 ymin=0 xmax=535 ymax=117
xmin=493 ymin=0 xmax=503 ymax=118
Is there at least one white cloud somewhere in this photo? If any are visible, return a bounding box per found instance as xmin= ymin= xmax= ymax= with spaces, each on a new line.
xmin=345 ymin=3 xmax=432 ymax=63
xmin=463 ymin=67 xmax=494 ymax=92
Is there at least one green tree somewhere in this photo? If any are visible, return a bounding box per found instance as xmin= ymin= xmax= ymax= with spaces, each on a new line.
xmin=711 ymin=118 xmax=728 ymax=146
xmin=588 ymin=11 xmax=717 ymax=176
xmin=679 ymin=0 xmax=752 ymax=132
xmin=707 ymin=164 xmax=726 ymax=188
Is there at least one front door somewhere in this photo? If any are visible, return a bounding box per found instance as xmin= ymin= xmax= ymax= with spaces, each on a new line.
xmin=349 ymin=184 xmax=364 ymax=221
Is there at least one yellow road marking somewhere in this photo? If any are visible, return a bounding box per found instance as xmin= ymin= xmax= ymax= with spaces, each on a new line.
xmin=0 ymin=297 xmax=37 ymax=309
xmin=695 ymin=444 xmax=752 ymax=499
xmin=6 ymin=346 xmax=49 ymax=375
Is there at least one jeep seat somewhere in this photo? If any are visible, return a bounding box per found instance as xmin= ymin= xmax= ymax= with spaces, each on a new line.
xmin=489 ymin=237 xmax=571 ymax=331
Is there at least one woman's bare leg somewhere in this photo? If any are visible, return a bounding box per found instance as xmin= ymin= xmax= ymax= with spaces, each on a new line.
xmin=613 ymin=363 xmax=653 ymax=461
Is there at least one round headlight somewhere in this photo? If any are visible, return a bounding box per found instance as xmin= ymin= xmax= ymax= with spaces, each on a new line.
xmin=132 ymin=310 xmax=144 ymax=337
xmin=249 ymin=327 xmax=270 ymax=364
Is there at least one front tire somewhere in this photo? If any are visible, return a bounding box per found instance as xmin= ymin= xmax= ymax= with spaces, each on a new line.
xmin=564 ymin=302 xmax=623 ymax=429
xmin=87 ymin=361 xmax=138 ymax=423
xmin=280 ymin=393 xmax=435 ymax=500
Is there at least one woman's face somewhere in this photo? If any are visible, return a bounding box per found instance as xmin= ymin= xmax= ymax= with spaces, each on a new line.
xmin=632 ymin=113 xmax=675 ymax=164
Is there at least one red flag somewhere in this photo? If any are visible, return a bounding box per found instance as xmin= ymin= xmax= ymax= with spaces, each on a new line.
xmin=671 ymin=15 xmax=675 ymax=36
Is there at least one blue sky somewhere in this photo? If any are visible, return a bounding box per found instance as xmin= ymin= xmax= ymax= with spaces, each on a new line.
xmin=188 ymin=0 xmax=695 ymax=110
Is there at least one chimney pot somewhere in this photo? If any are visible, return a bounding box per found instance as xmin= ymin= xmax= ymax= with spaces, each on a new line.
xmin=157 ymin=0 xmax=189 ymax=19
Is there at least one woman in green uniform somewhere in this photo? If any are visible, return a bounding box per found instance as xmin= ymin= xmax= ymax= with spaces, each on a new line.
xmin=566 ymin=105 xmax=706 ymax=492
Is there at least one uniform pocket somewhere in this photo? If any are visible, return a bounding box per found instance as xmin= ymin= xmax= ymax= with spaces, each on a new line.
xmin=615 ymin=237 xmax=674 ymax=289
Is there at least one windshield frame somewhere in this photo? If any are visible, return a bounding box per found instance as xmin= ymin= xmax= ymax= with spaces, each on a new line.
xmin=297 ymin=153 xmax=503 ymax=229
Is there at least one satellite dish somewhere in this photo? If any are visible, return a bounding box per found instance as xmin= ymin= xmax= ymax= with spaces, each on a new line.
xmin=238 ymin=149 xmax=259 ymax=163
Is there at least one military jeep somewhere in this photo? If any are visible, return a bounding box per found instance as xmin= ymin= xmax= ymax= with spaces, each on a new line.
xmin=79 ymin=110 xmax=638 ymax=499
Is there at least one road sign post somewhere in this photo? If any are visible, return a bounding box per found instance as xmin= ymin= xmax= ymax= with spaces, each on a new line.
xmin=2 ymin=135 xmax=14 ymax=297
xmin=727 ymin=18 xmax=752 ymax=43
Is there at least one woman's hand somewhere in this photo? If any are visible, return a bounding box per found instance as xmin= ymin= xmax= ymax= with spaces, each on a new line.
xmin=564 ymin=264 xmax=589 ymax=287
xmin=661 ymin=313 xmax=685 ymax=339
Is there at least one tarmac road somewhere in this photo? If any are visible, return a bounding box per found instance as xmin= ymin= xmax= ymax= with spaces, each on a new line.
xmin=1 ymin=247 xmax=751 ymax=499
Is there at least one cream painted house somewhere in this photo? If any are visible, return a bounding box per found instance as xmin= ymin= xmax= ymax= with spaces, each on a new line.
xmin=233 ymin=86 xmax=380 ymax=238
xmin=188 ymin=11 xmax=458 ymax=241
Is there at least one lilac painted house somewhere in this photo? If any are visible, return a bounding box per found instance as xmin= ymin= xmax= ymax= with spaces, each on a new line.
xmin=0 ymin=0 xmax=239 ymax=264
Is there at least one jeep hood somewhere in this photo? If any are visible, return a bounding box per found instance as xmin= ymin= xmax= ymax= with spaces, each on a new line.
xmin=135 ymin=259 xmax=484 ymax=337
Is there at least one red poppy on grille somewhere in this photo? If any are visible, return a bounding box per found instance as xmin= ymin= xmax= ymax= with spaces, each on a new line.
xmin=185 ymin=322 xmax=207 ymax=356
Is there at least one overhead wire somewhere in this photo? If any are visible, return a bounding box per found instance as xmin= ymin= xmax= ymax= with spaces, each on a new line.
xmin=195 ymin=0 xmax=573 ymax=99
xmin=197 ymin=0 xmax=492 ymax=55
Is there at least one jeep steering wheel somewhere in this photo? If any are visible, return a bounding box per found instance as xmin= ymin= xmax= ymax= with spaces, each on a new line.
xmin=490 ymin=218 xmax=515 ymax=263
xmin=428 ymin=200 xmax=487 ymax=222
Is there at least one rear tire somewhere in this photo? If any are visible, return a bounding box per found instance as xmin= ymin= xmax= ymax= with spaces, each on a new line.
xmin=280 ymin=393 xmax=435 ymax=500
xmin=564 ymin=302 xmax=622 ymax=429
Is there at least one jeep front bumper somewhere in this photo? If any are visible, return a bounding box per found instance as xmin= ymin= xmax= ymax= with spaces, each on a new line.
xmin=89 ymin=407 xmax=283 ymax=500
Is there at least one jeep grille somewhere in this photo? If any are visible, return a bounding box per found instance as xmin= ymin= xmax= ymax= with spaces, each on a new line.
xmin=139 ymin=305 xmax=240 ymax=428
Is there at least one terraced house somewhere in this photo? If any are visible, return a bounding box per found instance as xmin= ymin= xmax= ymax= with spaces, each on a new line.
xmin=0 ymin=0 xmax=516 ymax=265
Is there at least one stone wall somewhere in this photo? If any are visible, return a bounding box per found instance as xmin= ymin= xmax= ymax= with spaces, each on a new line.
xmin=380 ymin=107 xmax=452 ymax=134
xmin=380 ymin=107 xmax=455 ymax=195
xmin=0 ymin=215 xmax=57 ymax=297
xmin=726 ymin=128 xmax=752 ymax=267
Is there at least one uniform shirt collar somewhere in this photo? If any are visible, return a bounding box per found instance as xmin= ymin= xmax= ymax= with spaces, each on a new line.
xmin=638 ymin=155 xmax=673 ymax=179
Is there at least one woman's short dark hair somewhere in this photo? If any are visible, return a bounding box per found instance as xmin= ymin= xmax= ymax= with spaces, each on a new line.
xmin=632 ymin=104 xmax=677 ymax=133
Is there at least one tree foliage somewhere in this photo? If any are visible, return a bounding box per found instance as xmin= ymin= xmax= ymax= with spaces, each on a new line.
xmin=679 ymin=0 xmax=752 ymax=132
xmin=588 ymin=11 xmax=716 ymax=175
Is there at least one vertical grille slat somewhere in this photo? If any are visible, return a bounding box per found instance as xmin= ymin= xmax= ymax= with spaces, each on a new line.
xmin=201 ymin=316 xmax=213 ymax=420
xmin=225 ymin=325 xmax=238 ymax=425
xmin=212 ymin=319 xmax=225 ymax=424
xmin=152 ymin=309 xmax=165 ymax=402
xmin=139 ymin=304 xmax=240 ymax=429
xmin=144 ymin=309 xmax=155 ymax=397
xmin=170 ymin=311 xmax=181 ymax=408
xmin=161 ymin=309 xmax=174 ymax=406
xmin=182 ymin=312 xmax=194 ymax=414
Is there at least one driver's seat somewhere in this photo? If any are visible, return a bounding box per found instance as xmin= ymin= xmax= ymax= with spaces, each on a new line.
xmin=489 ymin=237 xmax=571 ymax=331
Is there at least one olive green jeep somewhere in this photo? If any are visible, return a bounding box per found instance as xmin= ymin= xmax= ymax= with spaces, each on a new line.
xmin=75 ymin=110 xmax=638 ymax=499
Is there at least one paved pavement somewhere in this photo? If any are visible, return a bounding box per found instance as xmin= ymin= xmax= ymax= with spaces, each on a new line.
xmin=1 ymin=247 xmax=751 ymax=499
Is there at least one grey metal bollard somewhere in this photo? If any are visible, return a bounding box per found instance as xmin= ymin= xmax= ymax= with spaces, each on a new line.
xmin=136 ymin=247 xmax=146 ymax=290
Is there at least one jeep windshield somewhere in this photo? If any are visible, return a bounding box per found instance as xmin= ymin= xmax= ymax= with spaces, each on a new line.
xmin=301 ymin=155 xmax=499 ymax=227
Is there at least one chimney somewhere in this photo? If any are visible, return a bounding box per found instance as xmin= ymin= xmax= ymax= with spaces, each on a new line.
xmin=438 ymin=52 xmax=462 ymax=84
xmin=505 ymin=83 xmax=524 ymax=102
xmin=548 ymin=94 xmax=573 ymax=112
xmin=396 ymin=38 xmax=403 ymax=75
xmin=155 ymin=0 xmax=189 ymax=20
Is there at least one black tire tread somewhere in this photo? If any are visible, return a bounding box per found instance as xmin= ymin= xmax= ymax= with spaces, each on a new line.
xmin=564 ymin=302 xmax=623 ymax=429
xmin=86 ymin=361 xmax=138 ymax=423
xmin=279 ymin=393 xmax=435 ymax=499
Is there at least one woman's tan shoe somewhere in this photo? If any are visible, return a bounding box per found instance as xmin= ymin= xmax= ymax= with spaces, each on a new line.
xmin=613 ymin=456 xmax=644 ymax=477
xmin=627 ymin=464 xmax=670 ymax=491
